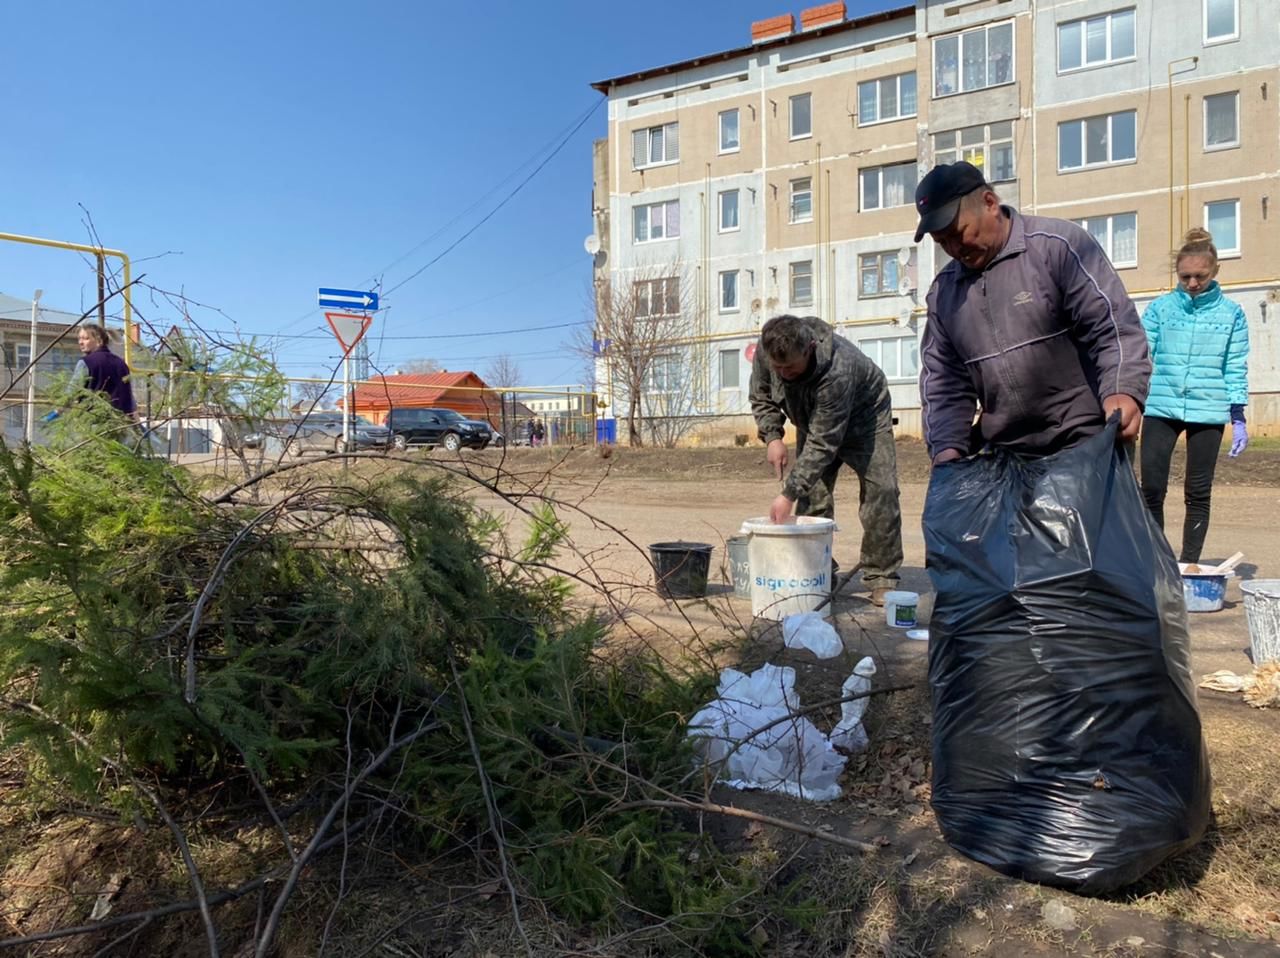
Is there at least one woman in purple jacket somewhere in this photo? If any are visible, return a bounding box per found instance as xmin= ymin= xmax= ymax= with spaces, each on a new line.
xmin=73 ymin=324 xmax=137 ymax=419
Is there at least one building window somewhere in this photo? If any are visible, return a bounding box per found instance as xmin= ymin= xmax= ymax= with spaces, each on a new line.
xmin=1072 ymin=212 xmax=1138 ymax=268
xmin=632 ymin=200 xmax=680 ymax=243
xmin=790 ymin=177 xmax=813 ymax=223
xmin=860 ymin=161 xmax=918 ymax=211
xmin=719 ymin=189 xmax=740 ymax=232
xmin=49 ymin=347 xmax=79 ymax=372
xmin=1205 ymin=199 xmax=1240 ymax=255
xmin=1057 ymin=111 xmax=1137 ymax=171
xmin=790 ymin=93 xmax=812 ymax=139
xmin=719 ymin=349 xmax=740 ymax=390
xmin=646 ymin=354 xmax=683 ymax=393
xmin=934 ymin=122 xmax=1015 ymax=182
xmin=1057 ymin=9 xmax=1136 ymax=73
xmin=5 ymin=404 xmax=25 ymax=429
xmin=859 ymin=252 xmax=902 ymax=298
xmin=634 ymin=277 xmax=681 ymax=318
xmin=790 ymin=261 xmax=813 ymax=307
xmin=858 ymin=72 xmax=917 ymax=125
xmin=1204 ymin=0 xmax=1238 ymax=43
xmin=719 ymin=109 xmax=740 ymax=154
xmin=2 ymin=344 xmax=32 ymax=371
xmin=1204 ymin=92 xmax=1239 ymax=150
xmin=859 ymin=335 xmax=919 ymax=380
xmin=933 ymin=21 xmax=1014 ymax=97
xmin=631 ymin=122 xmax=679 ymax=169
xmin=719 ymin=270 xmax=739 ymax=312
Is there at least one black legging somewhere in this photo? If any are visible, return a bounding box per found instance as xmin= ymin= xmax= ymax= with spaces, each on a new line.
xmin=1139 ymin=416 xmax=1225 ymax=563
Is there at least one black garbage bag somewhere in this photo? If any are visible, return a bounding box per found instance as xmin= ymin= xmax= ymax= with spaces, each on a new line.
xmin=922 ymin=419 xmax=1211 ymax=894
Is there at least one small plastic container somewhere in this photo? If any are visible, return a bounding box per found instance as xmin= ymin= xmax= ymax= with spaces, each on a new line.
xmin=884 ymin=590 xmax=919 ymax=628
xmin=1178 ymin=563 xmax=1228 ymax=613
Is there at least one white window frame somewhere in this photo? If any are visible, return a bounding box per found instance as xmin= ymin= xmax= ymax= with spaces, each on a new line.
xmin=718 ymin=189 xmax=740 ymax=233
xmin=634 ymin=277 xmax=681 ymax=319
xmin=719 ymin=109 xmax=740 ymax=154
xmin=631 ymin=121 xmax=680 ymax=169
xmin=790 ymin=93 xmax=812 ymax=140
xmin=857 ymin=72 xmax=918 ymax=126
xmin=790 ymin=260 xmax=814 ymax=307
xmin=719 ymin=270 xmax=739 ymax=312
xmin=1071 ymin=212 xmax=1138 ymax=269
xmin=1204 ymin=199 xmax=1241 ymax=256
xmin=858 ymin=335 xmax=920 ymax=382
xmin=933 ymin=20 xmax=1015 ymax=98
xmin=719 ymin=348 xmax=741 ymax=390
xmin=645 ymin=354 xmax=684 ymax=394
xmin=789 ymin=177 xmax=813 ymax=224
xmin=859 ymin=251 xmax=902 ymax=299
xmin=860 ymin=160 xmax=918 ymax=211
xmin=1057 ymin=111 xmax=1137 ymax=172
xmin=1203 ymin=0 xmax=1239 ymax=44
xmin=1057 ymin=8 xmax=1137 ymax=74
xmin=632 ymin=199 xmax=680 ymax=244
xmin=934 ymin=122 xmax=1015 ymax=182
xmin=1204 ymin=92 xmax=1240 ymax=151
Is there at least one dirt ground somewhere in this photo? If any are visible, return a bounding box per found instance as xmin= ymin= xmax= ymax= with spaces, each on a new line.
xmin=468 ymin=440 xmax=1280 ymax=956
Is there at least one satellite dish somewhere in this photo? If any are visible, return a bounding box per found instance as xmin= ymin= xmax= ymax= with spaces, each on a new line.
xmin=897 ymin=277 xmax=913 ymax=297
xmin=897 ymin=247 xmax=912 ymax=266
xmin=584 ymin=234 xmax=601 ymax=255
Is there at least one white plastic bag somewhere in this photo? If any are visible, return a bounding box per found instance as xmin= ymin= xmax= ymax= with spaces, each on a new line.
xmin=781 ymin=612 xmax=844 ymax=659
xmin=829 ymin=656 xmax=877 ymax=752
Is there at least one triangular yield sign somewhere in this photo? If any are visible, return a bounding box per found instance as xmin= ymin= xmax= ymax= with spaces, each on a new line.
xmin=325 ymin=311 xmax=373 ymax=354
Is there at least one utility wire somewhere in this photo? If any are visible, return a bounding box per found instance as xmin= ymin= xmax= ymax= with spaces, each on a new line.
xmin=380 ymin=99 xmax=602 ymax=298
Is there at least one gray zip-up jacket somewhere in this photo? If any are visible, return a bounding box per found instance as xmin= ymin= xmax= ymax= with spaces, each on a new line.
xmin=749 ymin=317 xmax=893 ymax=502
xmin=920 ymin=207 xmax=1151 ymax=459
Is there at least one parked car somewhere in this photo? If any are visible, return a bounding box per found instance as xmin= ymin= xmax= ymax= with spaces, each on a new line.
xmin=284 ymin=412 xmax=392 ymax=456
xmin=385 ymin=407 xmax=492 ymax=452
xmin=219 ymin=417 xmax=266 ymax=453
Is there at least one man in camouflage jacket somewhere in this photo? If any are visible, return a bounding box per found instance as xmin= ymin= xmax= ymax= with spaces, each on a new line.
xmin=749 ymin=314 xmax=904 ymax=603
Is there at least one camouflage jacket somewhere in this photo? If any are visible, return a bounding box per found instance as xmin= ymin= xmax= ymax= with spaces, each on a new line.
xmin=749 ymin=317 xmax=893 ymax=502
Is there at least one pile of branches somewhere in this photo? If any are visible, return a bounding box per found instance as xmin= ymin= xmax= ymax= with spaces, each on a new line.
xmin=0 ymin=409 xmax=809 ymax=957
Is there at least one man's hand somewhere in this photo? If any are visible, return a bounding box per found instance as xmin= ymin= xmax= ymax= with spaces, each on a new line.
xmin=766 ymin=439 xmax=789 ymax=481
xmin=769 ymin=493 xmax=795 ymax=524
xmin=932 ymin=448 xmax=964 ymax=465
xmin=1102 ymin=394 xmax=1142 ymax=442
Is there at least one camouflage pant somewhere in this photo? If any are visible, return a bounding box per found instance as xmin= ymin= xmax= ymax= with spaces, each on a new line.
xmin=793 ymin=426 xmax=904 ymax=587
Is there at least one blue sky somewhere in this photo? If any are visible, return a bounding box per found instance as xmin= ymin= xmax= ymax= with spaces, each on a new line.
xmin=2 ymin=0 xmax=894 ymax=390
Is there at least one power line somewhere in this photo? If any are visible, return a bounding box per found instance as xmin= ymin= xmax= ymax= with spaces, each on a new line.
xmin=274 ymin=98 xmax=603 ymax=337
xmin=186 ymin=319 xmax=588 ymax=343
xmin=380 ymin=100 xmax=602 ymax=298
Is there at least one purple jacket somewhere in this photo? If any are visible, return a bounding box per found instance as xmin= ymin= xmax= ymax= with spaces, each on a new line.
xmin=920 ymin=207 xmax=1150 ymax=458
xmin=78 ymin=346 xmax=136 ymax=415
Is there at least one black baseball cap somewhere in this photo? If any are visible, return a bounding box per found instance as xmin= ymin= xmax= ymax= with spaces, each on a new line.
xmin=913 ymin=161 xmax=988 ymax=243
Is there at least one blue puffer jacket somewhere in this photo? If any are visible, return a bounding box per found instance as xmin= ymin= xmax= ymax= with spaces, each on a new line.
xmin=1141 ymin=282 xmax=1249 ymax=424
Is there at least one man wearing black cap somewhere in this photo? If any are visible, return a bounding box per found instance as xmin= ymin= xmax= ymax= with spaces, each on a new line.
xmin=914 ymin=161 xmax=1150 ymax=464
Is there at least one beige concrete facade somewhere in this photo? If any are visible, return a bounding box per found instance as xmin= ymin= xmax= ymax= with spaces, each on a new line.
xmin=592 ymin=1 xmax=1280 ymax=443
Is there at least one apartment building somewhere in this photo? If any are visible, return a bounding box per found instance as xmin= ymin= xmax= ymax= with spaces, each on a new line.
xmin=589 ymin=0 xmax=1280 ymax=440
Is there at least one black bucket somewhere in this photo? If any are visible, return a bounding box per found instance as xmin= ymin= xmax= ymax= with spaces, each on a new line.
xmin=649 ymin=541 xmax=713 ymax=598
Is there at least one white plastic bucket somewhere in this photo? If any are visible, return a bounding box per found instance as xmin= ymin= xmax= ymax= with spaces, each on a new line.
xmin=884 ymin=591 xmax=919 ymax=628
xmin=739 ymin=516 xmax=836 ymax=621
xmin=1240 ymin=579 xmax=1280 ymax=664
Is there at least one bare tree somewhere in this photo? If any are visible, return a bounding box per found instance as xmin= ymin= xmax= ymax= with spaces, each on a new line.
xmin=294 ymin=377 xmax=334 ymax=409
xmin=397 ymin=358 xmax=443 ymax=375
xmin=575 ymin=262 xmax=702 ymax=448
xmin=483 ymin=353 xmax=522 ymax=389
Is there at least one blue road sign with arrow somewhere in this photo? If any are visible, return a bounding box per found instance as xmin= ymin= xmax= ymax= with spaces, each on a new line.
xmin=318 ymin=287 xmax=379 ymax=311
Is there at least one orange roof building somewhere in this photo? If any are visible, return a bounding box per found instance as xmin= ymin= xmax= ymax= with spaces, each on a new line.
xmin=342 ymin=371 xmax=505 ymax=426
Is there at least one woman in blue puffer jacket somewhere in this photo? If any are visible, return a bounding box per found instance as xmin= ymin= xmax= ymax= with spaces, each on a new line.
xmin=1139 ymin=227 xmax=1250 ymax=564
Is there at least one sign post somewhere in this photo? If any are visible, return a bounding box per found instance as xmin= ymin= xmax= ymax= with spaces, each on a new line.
xmin=324 ymin=311 xmax=373 ymax=451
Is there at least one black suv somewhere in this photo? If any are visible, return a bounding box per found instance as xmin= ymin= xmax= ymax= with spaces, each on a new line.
xmin=385 ymin=407 xmax=493 ymax=452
